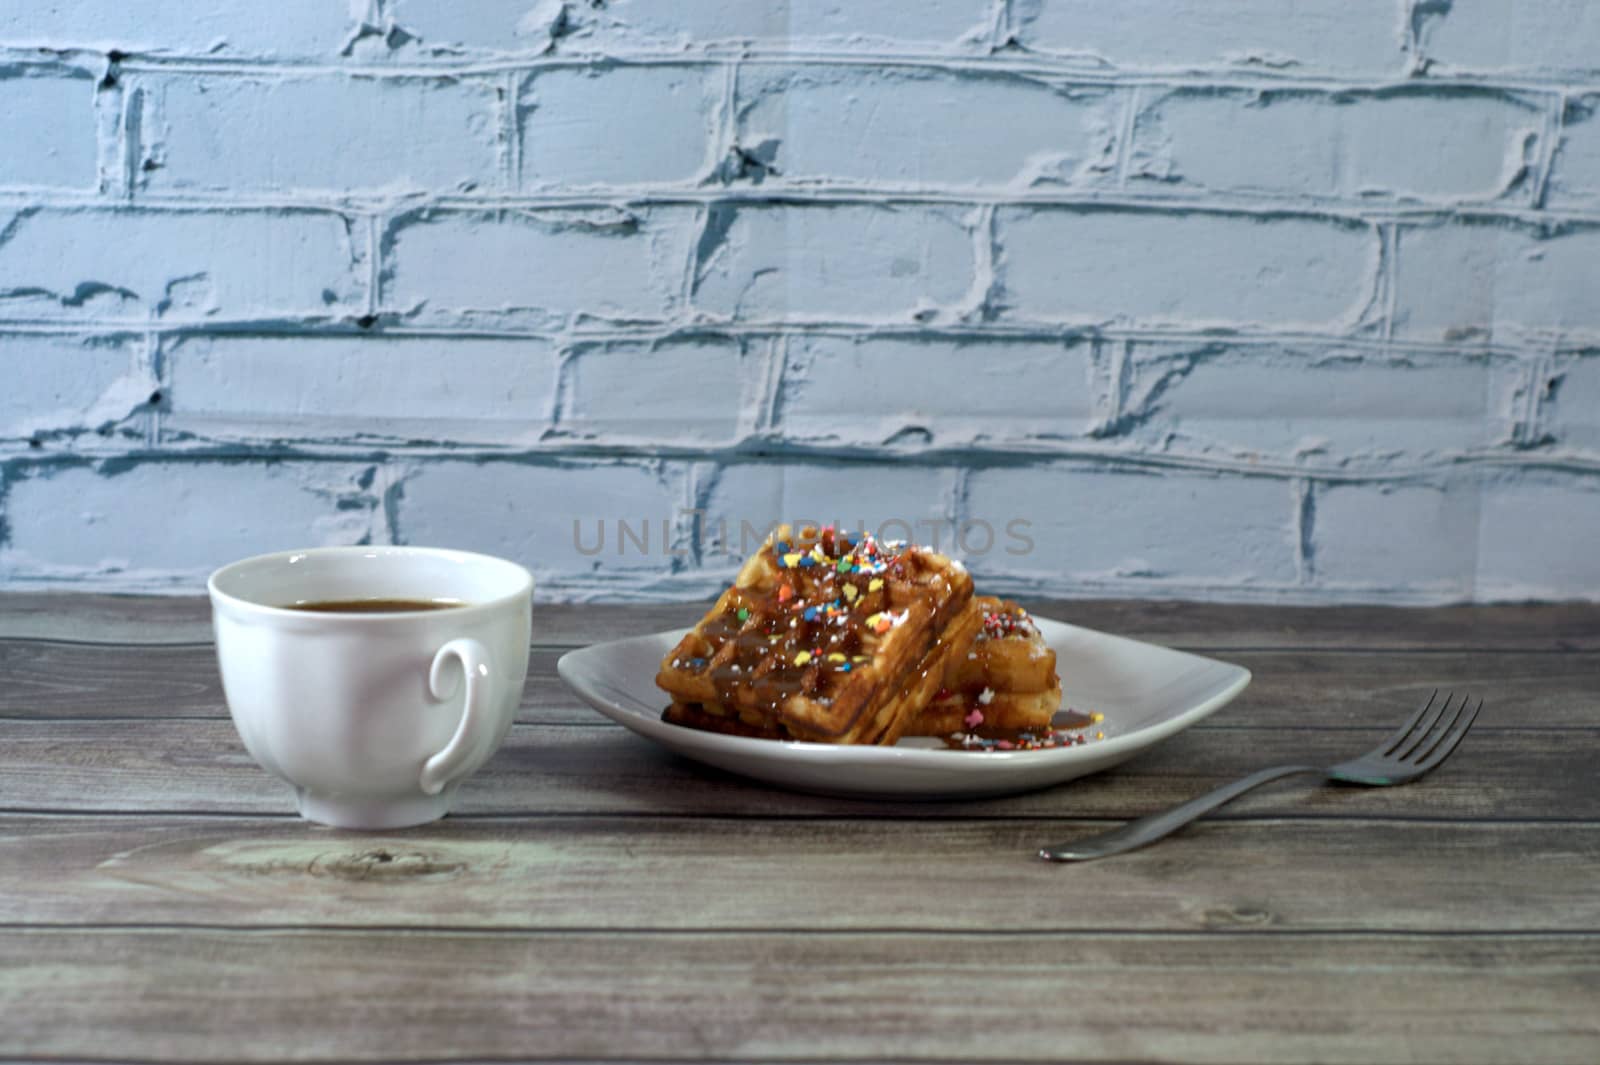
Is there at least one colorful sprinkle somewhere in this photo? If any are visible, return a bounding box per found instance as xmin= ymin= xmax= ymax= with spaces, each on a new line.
xmin=980 ymin=605 xmax=1039 ymax=640
xmin=842 ymin=584 xmax=859 ymax=603
xmin=777 ymin=585 xmax=794 ymax=603
xmin=868 ymin=578 xmax=883 ymax=593
xmin=827 ymin=652 xmax=846 ymax=662
xmin=794 ymin=651 xmax=812 ymax=666
xmin=782 ymin=552 xmax=802 ymax=568
xmin=802 ymin=605 xmax=819 ymax=621
xmin=945 ymin=726 xmax=1102 ymax=753
xmin=964 ymin=708 xmax=985 ymax=729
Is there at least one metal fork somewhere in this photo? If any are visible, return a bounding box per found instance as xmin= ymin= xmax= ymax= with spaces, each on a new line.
xmin=1038 ymin=690 xmax=1483 ymax=862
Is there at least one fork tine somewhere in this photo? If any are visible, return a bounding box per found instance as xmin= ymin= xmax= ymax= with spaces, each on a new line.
xmin=1412 ymin=696 xmax=1483 ymax=772
xmin=1398 ymin=691 xmax=1465 ymax=762
xmin=1387 ymin=690 xmax=1455 ymax=758
xmin=1380 ymin=689 xmax=1440 ymax=755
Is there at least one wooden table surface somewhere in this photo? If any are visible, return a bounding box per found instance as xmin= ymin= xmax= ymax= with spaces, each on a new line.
xmin=1 ymin=593 xmax=1596 ymax=1064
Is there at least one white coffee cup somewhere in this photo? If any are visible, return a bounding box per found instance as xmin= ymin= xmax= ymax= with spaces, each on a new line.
xmin=208 ymin=546 xmax=533 ymax=829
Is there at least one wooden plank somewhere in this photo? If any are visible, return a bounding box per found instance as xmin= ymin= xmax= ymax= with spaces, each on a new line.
xmin=5 ymin=638 xmax=1597 ymax=731
xmin=0 ymin=640 xmax=575 ymax=723
xmin=1 ymin=816 xmax=1593 ymax=933
xmin=1 ymin=929 xmax=1594 ymax=1063
xmin=4 ymin=592 xmax=1597 ymax=652
xmin=1224 ymin=648 xmax=1600 ymax=730
xmin=1019 ymin=598 xmax=1600 ymax=653
xmin=0 ymin=720 xmax=1589 ymax=821
xmin=0 ymin=592 xmax=217 ymax=644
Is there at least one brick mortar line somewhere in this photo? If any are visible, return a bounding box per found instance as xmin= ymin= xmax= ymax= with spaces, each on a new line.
xmin=3 ymin=440 xmax=1597 ymax=485
xmin=1379 ymin=223 xmax=1401 ymax=343
xmin=2 ymin=320 xmax=1596 ymax=363
xmin=500 ymin=68 xmax=522 ymax=193
xmin=8 ymin=186 xmax=1600 ymax=226
xmin=9 ymin=191 xmax=1600 ymax=236
xmin=1530 ymin=92 xmax=1568 ymax=209
xmin=3 ymin=45 xmax=1595 ymax=96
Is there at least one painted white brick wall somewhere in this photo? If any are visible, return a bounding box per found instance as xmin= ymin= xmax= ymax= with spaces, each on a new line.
xmin=1 ymin=1 xmax=1597 ymax=603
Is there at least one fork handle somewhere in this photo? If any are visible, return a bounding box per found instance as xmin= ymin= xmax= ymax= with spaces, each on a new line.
xmin=1038 ymin=764 xmax=1324 ymax=862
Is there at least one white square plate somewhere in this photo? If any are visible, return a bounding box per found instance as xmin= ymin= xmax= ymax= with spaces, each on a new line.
xmin=557 ymin=616 xmax=1251 ymax=800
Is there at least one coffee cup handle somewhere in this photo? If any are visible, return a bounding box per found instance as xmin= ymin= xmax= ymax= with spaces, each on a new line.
xmin=419 ymin=638 xmax=495 ymax=796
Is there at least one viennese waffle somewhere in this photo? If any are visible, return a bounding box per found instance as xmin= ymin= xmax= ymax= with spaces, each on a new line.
xmin=657 ymin=525 xmax=979 ymax=744
xmin=912 ymin=597 xmax=1062 ymax=736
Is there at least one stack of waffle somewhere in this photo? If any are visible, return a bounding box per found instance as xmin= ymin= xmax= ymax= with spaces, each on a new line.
xmin=657 ymin=526 xmax=1059 ymax=745
xmin=915 ymin=597 xmax=1061 ymax=737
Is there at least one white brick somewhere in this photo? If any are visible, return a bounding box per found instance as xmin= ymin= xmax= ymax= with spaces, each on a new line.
xmin=397 ymin=461 xmax=687 ymax=575
xmin=0 ymin=333 xmax=152 ymax=439
xmin=1011 ymin=0 xmax=1405 ymax=76
xmin=383 ymin=207 xmax=691 ymax=326
xmin=601 ymin=0 xmax=985 ymax=48
xmin=1310 ymin=481 xmax=1476 ymax=595
xmin=1417 ymin=0 xmax=1600 ymax=76
xmin=559 ymin=337 xmax=746 ymax=445
xmin=1393 ymin=222 xmax=1600 ymax=344
xmin=692 ymin=205 xmax=973 ymax=321
xmin=520 ymin=66 xmax=719 ymax=189
xmin=735 ymin=66 xmax=1120 ymax=187
xmin=1121 ymin=342 xmax=1511 ymax=463
xmin=1320 ymin=474 xmax=1600 ymax=599
xmin=1129 ymin=88 xmax=1539 ymax=203
xmin=777 ymin=335 xmax=1096 ymax=445
xmin=383 ymin=0 xmax=988 ymax=54
xmin=0 ymin=1 xmax=360 ymax=58
xmin=1477 ymin=475 xmax=1600 ymax=598
xmin=699 ymin=462 xmax=956 ymax=562
xmin=965 ymin=465 xmax=1297 ymax=584
xmin=161 ymin=334 xmax=557 ymax=444
xmin=1547 ymin=355 xmax=1600 ymax=454
xmin=141 ymin=74 xmax=502 ymax=195
xmin=0 ymin=207 xmax=360 ymax=322
xmin=2 ymin=461 xmax=374 ymax=577
xmin=1546 ymin=95 xmax=1600 ymax=208
xmin=0 ymin=71 xmax=97 ymax=189
xmin=579 ymin=0 xmax=990 ymax=52
xmin=381 ymin=0 xmax=565 ymax=54
xmin=995 ymin=207 xmax=1375 ymax=329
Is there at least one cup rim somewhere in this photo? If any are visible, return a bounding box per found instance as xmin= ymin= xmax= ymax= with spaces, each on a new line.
xmin=208 ymin=545 xmax=534 ymax=621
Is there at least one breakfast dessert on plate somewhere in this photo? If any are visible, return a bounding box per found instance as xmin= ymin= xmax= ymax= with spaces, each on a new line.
xmin=656 ymin=524 xmax=980 ymax=744
xmin=656 ymin=526 xmax=1076 ymax=748
xmin=911 ymin=597 xmax=1062 ymax=738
